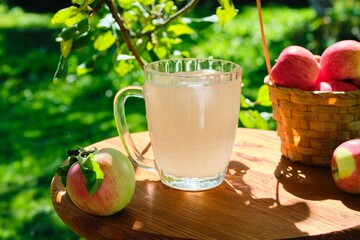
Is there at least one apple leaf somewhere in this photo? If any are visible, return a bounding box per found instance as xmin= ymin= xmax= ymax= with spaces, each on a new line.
xmin=61 ymin=39 xmax=73 ymax=58
xmin=94 ymin=31 xmax=116 ymax=51
xmin=167 ymin=23 xmax=195 ymax=36
xmin=52 ymin=6 xmax=79 ymax=25
xmin=57 ymin=155 xmax=78 ymax=187
xmin=239 ymin=110 xmax=269 ymax=129
xmin=114 ymin=60 xmax=135 ymax=76
xmin=53 ymin=55 xmax=68 ymax=82
xmin=78 ymin=153 xmax=104 ymax=196
xmin=256 ymin=84 xmax=272 ymax=107
xmin=241 ymin=95 xmax=254 ymax=108
xmin=57 ymin=147 xmax=104 ymax=196
xmin=59 ymin=18 xmax=90 ymax=41
xmin=216 ymin=0 xmax=238 ymax=27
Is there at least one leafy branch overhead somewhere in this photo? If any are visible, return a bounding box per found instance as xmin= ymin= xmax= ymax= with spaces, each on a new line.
xmin=52 ymin=0 xmax=238 ymax=81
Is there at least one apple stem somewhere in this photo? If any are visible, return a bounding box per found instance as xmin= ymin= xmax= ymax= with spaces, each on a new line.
xmin=256 ymin=0 xmax=272 ymax=76
xmin=67 ymin=147 xmax=97 ymax=166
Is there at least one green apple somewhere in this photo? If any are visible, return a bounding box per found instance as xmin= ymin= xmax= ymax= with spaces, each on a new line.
xmin=331 ymin=139 xmax=360 ymax=194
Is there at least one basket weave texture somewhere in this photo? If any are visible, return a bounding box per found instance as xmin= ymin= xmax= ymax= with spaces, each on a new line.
xmin=266 ymin=77 xmax=360 ymax=167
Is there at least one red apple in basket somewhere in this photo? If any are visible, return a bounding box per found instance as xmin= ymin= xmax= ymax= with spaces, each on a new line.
xmin=270 ymin=46 xmax=320 ymax=90
xmin=58 ymin=147 xmax=136 ymax=216
xmin=331 ymin=139 xmax=360 ymax=194
xmin=319 ymin=40 xmax=360 ymax=82
xmin=351 ymin=78 xmax=360 ymax=88
xmin=314 ymin=81 xmax=359 ymax=92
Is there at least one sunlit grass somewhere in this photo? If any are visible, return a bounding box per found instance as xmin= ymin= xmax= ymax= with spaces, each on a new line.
xmin=0 ymin=5 xmax=53 ymax=28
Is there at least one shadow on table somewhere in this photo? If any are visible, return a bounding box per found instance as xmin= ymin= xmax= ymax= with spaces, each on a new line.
xmin=274 ymin=156 xmax=360 ymax=211
xmin=225 ymin=160 xmax=310 ymax=238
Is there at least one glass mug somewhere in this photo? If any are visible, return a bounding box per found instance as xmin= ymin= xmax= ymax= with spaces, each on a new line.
xmin=114 ymin=58 xmax=242 ymax=191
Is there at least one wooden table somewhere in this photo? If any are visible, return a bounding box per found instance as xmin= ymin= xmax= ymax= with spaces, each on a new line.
xmin=50 ymin=128 xmax=360 ymax=240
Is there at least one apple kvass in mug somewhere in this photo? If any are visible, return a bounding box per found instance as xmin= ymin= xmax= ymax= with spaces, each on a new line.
xmin=114 ymin=58 xmax=242 ymax=191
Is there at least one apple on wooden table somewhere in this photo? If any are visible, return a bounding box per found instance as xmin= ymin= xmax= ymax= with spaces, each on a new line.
xmin=57 ymin=147 xmax=136 ymax=216
xmin=331 ymin=139 xmax=360 ymax=194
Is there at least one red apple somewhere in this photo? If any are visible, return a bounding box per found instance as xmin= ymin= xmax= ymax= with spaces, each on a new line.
xmin=351 ymin=78 xmax=360 ymax=88
xmin=65 ymin=148 xmax=136 ymax=216
xmin=314 ymin=54 xmax=321 ymax=63
xmin=331 ymin=139 xmax=360 ymax=194
xmin=319 ymin=40 xmax=360 ymax=82
xmin=314 ymin=81 xmax=359 ymax=92
xmin=270 ymin=45 xmax=320 ymax=90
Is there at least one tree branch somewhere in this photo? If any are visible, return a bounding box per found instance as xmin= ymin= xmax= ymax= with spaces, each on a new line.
xmin=104 ymin=0 xmax=200 ymax=68
xmin=89 ymin=0 xmax=105 ymax=17
xmin=104 ymin=0 xmax=145 ymax=68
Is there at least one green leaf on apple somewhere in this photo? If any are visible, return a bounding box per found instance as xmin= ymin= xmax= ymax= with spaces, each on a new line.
xmin=57 ymin=147 xmax=104 ymax=196
xmin=78 ymin=152 xmax=104 ymax=196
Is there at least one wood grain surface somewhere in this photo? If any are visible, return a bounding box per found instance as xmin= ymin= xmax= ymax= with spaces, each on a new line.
xmin=50 ymin=128 xmax=360 ymax=240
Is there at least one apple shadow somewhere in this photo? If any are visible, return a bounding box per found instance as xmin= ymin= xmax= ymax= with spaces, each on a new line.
xmin=274 ymin=156 xmax=360 ymax=211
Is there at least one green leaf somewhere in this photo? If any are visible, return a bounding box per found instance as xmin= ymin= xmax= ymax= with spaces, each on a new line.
xmin=114 ymin=60 xmax=134 ymax=76
xmin=53 ymin=55 xmax=68 ymax=82
xmin=72 ymin=0 xmax=84 ymax=5
xmin=117 ymin=0 xmax=135 ymax=8
xmin=164 ymin=1 xmax=175 ymax=13
xmin=168 ymin=23 xmax=194 ymax=36
xmin=65 ymin=12 xmax=85 ymax=27
xmin=141 ymin=23 xmax=156 ymax=34
xmin=57 ymin=148 xmax=104 ymax=196
xmin=78 ymin=153 xmax=104 ymax=196
xmin=94 ymin=31 xmax=116 ymax=51
xmin=72 ymin=0 xmax=95 ymax=6
xmin=59 ymin=25 xmax=78 ymax=41
xmin=239 ymin=111 xmax=255 ymax=128
xmin=256 ymin=84 xmax=272 ymax=106
xmin=240 ymin=95 xmax=253 ymax=108
xmin=57 ymin=157 xmax=77 ymax=187
xmin=77 ymin=17 xmax=90 ymax=33
xmin=216 ymin=0 xmax=238 ymax=27
xmin=76 ymin=63 xmax=92 ymax=75
xmin=153 ymin=45 xmax=168 ymax=59
xmin=58 ymin=18 xmax=89 ymax=41
xmin=76 ymin=53 xmax=99 ymax=75
xmin=239 ymin=110 xmax=269 ymax=129
xmin=52 ymin=6 xmax=79 ymax=25
xmin=61 ymin=39 xmax=73 ymax=58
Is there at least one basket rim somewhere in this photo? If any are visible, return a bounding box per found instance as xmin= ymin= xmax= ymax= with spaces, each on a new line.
xmin=264 ymin=76 xmax=360 ymax=97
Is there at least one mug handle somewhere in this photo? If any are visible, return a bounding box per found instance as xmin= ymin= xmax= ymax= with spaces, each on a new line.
xmin=113 ymin=86 xmax=155 ymax=170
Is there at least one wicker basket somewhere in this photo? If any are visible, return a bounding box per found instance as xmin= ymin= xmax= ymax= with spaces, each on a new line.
xmin=265 ymin=76 xmax=360 ymax=167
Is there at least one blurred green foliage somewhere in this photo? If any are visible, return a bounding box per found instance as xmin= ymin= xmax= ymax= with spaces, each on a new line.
xmin=0 ymin=1 xmax=359 ymax=239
